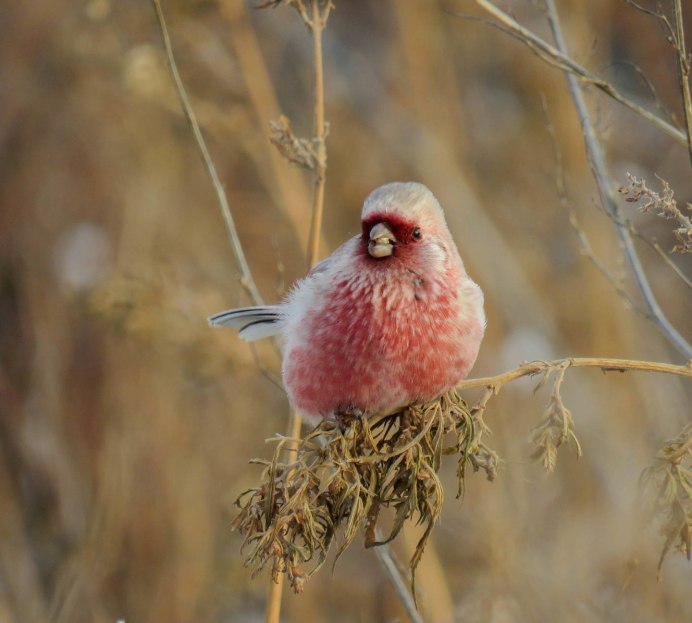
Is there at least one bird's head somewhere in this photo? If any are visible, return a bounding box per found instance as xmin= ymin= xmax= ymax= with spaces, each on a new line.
xmin=361 ymin=182 xmax=454 ymax=265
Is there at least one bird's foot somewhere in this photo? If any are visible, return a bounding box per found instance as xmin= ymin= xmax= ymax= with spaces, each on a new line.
xmin=333 ymin=406 xmax=365 ymax=433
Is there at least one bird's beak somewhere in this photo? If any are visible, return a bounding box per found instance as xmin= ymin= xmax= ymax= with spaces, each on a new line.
xmin=368 ymin=222 xmax=397 ymax=258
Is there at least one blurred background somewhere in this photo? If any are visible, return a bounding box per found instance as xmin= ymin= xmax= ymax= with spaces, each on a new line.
xmin=1 ymin=0 xmax=691 ymax=621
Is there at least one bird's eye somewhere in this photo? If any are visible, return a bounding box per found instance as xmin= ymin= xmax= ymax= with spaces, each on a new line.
xmin=412 ymin=228 xmax=422 ymax=240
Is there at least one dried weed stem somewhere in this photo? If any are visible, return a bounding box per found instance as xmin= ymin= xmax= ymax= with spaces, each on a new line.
xmin=627 ymin=0 xmax=692 ymax=166
xmin=255 ymin=2 xmax=332 ymax=620
xmin=457 ymin=357 xmax=692 ymax=391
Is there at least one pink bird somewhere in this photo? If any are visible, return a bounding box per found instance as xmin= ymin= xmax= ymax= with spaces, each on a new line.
xmin=209 ymin=182 xmax=485 ymax=426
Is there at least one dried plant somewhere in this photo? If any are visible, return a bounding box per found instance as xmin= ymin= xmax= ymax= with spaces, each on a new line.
xmin=619 ymin=173 xmax=692 ymax=255
xmin=639 ymin=423 xmax=692 ymax=579
xmin=269 ymin=115 xmax=320 ymax=171
xmin=232 ymin=390 xmax=498 ymax=595
xmin=528 ymin=363 xmax=582 ymax=473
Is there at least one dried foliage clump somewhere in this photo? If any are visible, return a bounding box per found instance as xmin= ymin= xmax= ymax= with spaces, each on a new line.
xmin=232 ymin=390 xmax=498 ymax=593
xmin=619 ymin=173 xmax=692 ymax=255
xmin=639 ymin=422 xmax=692 ymax=579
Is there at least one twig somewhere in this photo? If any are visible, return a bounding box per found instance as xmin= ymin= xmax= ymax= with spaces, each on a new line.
xmin=457 ymin=357 xmax=692 ymax=391
xmin=256 ymin=2 xmax=332 ymax=621
xmin=265 ymin=578 xmax=284 ymax=623
xmin=373 ymin=529 xmax=426 ymax=623
xmin=634 ymin=232 xmax=692 ymax=290
xmin=539 ymin=0 xmax=692 ymax=359
xmin=150 ymin=0 xmax=263 ymax=306
xmin=264 ymin=410 xmax=302 ymax=623
xmin=627 ymin=0 xmax=692 ymax=167
xmin=673 ymin=0 xmax=692 ymax=166
xmin=453 ymin=1 xmax=687 ymax=145
xmin=540 ymin=95 xmax=649 ymax=317
xmin=567 ymin=210 xmax=647 ymax=317
xmin=306 ymin=0 xmax=331 ymax=269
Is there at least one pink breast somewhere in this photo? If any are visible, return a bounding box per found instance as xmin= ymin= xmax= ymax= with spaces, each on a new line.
xmin=282 ymin=268 xmax=483 ymax=423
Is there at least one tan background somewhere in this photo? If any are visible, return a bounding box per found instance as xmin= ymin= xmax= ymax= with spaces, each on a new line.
xmin=1 ymin=1 xmax=691 ymax=621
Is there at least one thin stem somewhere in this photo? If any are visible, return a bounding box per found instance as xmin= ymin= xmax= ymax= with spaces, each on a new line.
xmin=264 ymin=2 xmax=332 ymax=621
xmin=150 ymin=0 xmax=263 ymax=306
xmin=306 ymin=0 xmax=329 ymax=268
xmin=541 ymin=0 xmax=692 ymax=359
xmin=672 ymin=0 xmax=692 ymax=168
xmin=373 ymin=530 xmax=426 ymax=623
xmin=457 ymin=357 xmax=692 ymax=391
xmin=462 ymin=0 xmax=688 ymax=145
xmin=264 ymin=576 xmax=284 ymax=623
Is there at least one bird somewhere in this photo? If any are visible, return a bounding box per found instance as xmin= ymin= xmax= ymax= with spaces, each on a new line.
xmin=209 ymin=182 xmax=486 ymax=426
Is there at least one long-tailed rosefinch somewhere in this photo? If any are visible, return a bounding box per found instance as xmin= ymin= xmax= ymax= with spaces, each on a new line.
xmin=210 ymin=182 xmax=486 ymax=425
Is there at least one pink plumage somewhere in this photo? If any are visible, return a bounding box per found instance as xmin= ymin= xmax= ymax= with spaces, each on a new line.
xmin=209 ymin=182 xmax=485 ymax=425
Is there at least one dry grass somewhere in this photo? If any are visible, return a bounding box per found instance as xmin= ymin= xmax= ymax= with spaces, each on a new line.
xmin=1 ymin=1 xmax=691 ymax=622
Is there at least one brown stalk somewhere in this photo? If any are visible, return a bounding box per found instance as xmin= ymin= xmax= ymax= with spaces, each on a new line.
xmin=673 ymin=0 xmax=692 ymax=168
xmin=259 ymin=2 xmax=332 ymax=621
xmin=457 ymin=357 xmax=692 ymax=392
xmin=306 ymin=0 xmax=330 ymax=269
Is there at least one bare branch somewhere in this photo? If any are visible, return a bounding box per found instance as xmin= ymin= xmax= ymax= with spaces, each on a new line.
xmin=628 ymin=0 xmax=692 ymax=166
xmin=255 ymin=1 xmax=333 ymax=619
xmin=539 ymin=0 xmax=692 ymax=359
xmin=373 ymin=529 xmax=426 ymax=623
xmin=453 ymin=1 xmax=689 ymax=145
xmin=150 ymin=0 xmax=264 ymax=306
xmin=457 ymin=357 xmax=692 ymax=391
xmin=306 ymin=0 xmax=331 ymax=269
xmin=540 ymin=96 xmax=650 ymax=317
xmin=672 ymin=0 xmax=692 ymax=167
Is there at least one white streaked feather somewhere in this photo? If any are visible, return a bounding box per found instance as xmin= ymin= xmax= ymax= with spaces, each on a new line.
xmin=208 ymin=305 xmax=285 ymax=341
xmin=238 ymin=320 xmax=283 ymax=341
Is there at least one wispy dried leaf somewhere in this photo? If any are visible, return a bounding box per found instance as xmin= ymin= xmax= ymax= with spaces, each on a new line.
xmin=619 ymin=173 xmax=692 ymax=254
xmin=529 ymin=364 xmax=582 ymax=472
xmin=269 ymin=115 xmax=319 ymax=171
xmin=232 ymin=390 xmax=498 ymax=594
xmin=639 ymin=422 xmax=692 ymax=579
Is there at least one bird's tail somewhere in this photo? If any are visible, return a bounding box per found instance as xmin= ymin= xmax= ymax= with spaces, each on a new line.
xmin=208 ymin=305 xmax=284 ymax=341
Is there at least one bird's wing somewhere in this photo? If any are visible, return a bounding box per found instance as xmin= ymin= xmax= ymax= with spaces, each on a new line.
xmin=208 ymin=305 xmax=285 ymax=342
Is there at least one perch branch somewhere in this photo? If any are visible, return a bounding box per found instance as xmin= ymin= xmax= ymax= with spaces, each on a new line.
xmin=457 ymin=357 xmax=692 ymax=391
